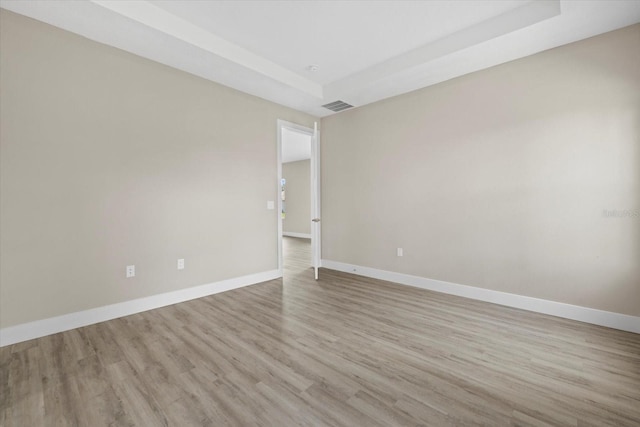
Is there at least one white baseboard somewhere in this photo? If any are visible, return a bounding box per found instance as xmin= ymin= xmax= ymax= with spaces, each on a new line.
xmin=0 ymin=269 xmax=281 ymax=347
xmin=321 ymin=259 xmax=640 ymax=334
xmin=283 ymin=232 xmax=311 ymax=239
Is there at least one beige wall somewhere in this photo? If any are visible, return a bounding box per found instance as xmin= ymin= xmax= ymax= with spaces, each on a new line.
xmin=321 ymin=24 xmax=640 ymax=316
xmin=283 ymin=160 xmax=311 ymax=235
xmin=0 ymin=10 xmax=315 ymax=328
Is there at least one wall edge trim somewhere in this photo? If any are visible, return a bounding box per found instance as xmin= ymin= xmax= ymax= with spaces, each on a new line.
xmin=321 ymin=259 xmax=640 ymax=334
xmin=0 ymin=269 xmax=282 ymax=347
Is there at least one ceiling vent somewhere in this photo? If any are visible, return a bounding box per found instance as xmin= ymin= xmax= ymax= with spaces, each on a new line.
xmin=322 ymin=100 xmax=354 ymax=112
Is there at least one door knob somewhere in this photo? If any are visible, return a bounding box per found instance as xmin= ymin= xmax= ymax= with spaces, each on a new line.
xmin=312 ymin=218 xmax=321 ymax=222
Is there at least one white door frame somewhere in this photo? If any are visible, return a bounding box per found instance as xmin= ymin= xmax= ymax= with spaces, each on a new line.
xmin=277 ymin=119 xmax=320 ymax=277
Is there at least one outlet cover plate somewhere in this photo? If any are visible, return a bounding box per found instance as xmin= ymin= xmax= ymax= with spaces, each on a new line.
xmin=126 ymin=265 xmax=135 ymax=278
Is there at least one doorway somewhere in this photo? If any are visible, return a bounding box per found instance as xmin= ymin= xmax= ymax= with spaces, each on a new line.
xmin=277 ymin=120 xmax=320 ymax=280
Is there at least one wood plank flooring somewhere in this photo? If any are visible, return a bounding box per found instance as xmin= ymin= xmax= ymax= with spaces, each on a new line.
xmin=2 ymin=236 xmax=639 ymax=426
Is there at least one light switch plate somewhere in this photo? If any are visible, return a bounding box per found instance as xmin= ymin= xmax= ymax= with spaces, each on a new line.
xmin=177 ymin=259 xmax=185 ymax=270
xmin=267 ymin=200 xmax=275 ymax=210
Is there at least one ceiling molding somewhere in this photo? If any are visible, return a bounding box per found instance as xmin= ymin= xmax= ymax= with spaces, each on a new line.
xmin=324 ymin=0 xmax=560 ymax=103
xmin=91 ymin=0 xmax=323 ymax=99
xmin=1 ymin=1 xmax=639 ymax=117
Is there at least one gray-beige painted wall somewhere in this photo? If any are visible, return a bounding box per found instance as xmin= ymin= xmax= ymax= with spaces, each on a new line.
xmin=283 ymin=160 xmax=311 ymax=235
xmin=321 ymin=24 xmax=640 ymax=317
xmin=0 ymin=10 xmax=315 ymax=328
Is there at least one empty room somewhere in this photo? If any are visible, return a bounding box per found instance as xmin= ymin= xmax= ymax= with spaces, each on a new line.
xmin=1 ymin=1 xmax=639 ymax=426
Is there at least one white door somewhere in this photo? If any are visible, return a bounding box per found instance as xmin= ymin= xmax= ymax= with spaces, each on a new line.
xmin=310 ymin=122 xmax=321 ymax=280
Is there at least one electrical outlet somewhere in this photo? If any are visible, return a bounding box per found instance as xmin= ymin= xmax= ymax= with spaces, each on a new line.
xmin=177 ymin=259 xmax=185 ymax=270
xmin=397 ymin=248 xmax=403 ymax=257
xmin=126 ymin=265 xmax=135 ymax=278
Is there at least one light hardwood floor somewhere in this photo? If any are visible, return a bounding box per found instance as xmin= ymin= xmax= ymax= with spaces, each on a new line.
xmin=1 ymin=236 xmax=639 ymax=426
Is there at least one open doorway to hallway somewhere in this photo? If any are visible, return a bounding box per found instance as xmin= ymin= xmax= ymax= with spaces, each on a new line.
xmin=277 ymin=120 xmax=321 ymax=280
xmin=280 ymin=126 xmax=312 ymax=278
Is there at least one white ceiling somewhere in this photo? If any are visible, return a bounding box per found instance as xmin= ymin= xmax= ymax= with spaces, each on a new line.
xmin=2 ymin=1 xmax=640 ymax=117
xmin=282 ymin=128 xmax=311 ymax=164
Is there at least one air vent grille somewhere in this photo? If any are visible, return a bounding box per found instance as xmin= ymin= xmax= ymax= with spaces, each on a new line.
xmin=322 ymin=100 xmax=354 ymax=112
